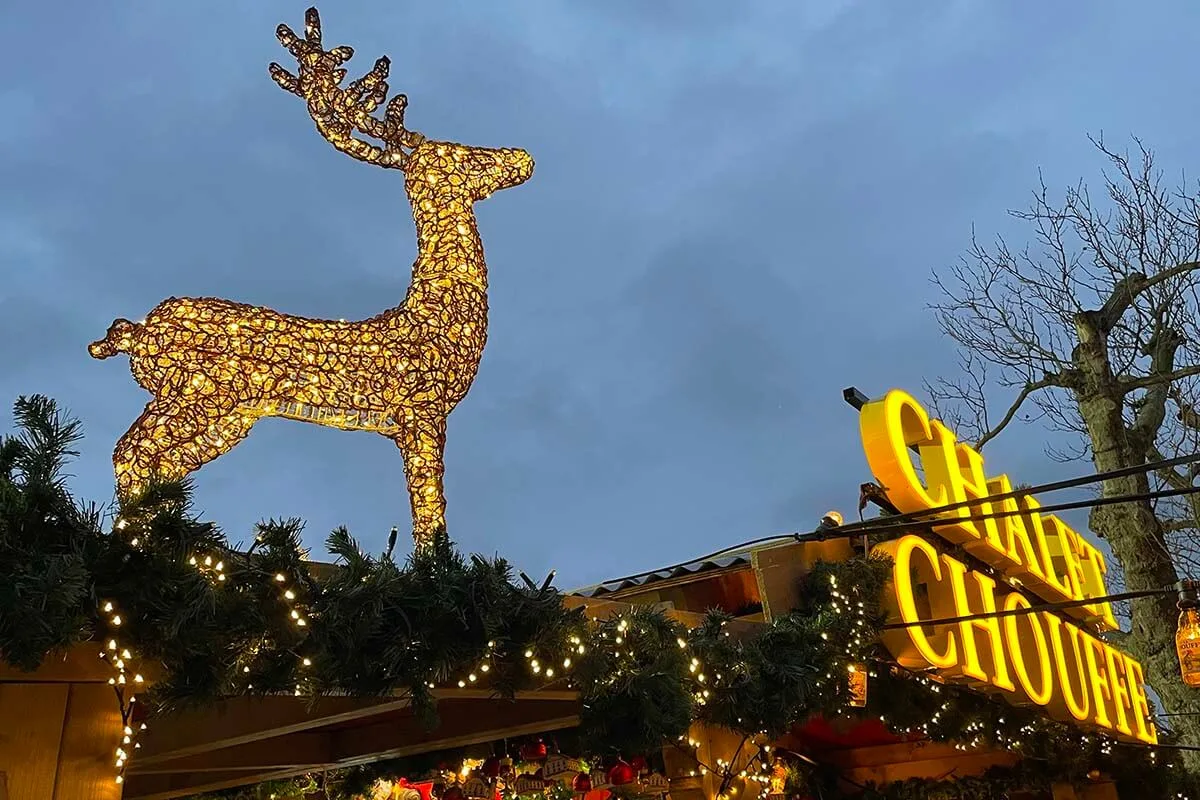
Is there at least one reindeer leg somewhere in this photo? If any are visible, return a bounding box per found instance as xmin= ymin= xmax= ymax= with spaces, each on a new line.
xmin=393 ymin=414 xmax=448 ymax=549
xmin=115 ymin=396 xmax=256 ymax=500
xmin=168 ymin=409 xmax=259 ymax=477
xmin=114 ymin=396 xmax=207 ymax=498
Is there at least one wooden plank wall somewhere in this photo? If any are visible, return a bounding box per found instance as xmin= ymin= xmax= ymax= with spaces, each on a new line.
xmin=0 ymin=647 xmax=123 ymax=800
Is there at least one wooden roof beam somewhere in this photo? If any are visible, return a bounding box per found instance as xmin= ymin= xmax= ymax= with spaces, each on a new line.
xmin=132 ymin=695 xmax=414 ymax=766
xmin=134 ymin=688 xmax=579 ymax=768
xmin=123 ymin=698 xmax=580 ymax=800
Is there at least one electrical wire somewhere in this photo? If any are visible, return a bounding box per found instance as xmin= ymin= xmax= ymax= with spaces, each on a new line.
xmin=834 ymin=483 xmax=1200 ymax=543
xmin=592 ymin=455 xmax=1200 ymax=589
xmin=880 ymin=587 xmax=1176 ymax=630
xmin=834 ymin=450 xmax=1200 ymax=534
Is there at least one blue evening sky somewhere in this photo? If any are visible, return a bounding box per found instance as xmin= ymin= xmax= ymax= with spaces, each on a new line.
xmin=2 ymin=1 xmax=1196 ymax=588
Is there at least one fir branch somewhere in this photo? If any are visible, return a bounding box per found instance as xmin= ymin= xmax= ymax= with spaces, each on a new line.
xmin=1 ymin=395 xmax=1192 ymax=798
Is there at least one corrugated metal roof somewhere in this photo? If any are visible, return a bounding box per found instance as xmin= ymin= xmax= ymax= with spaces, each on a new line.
xmin=569 ymin=551 xmax=752 ymax=598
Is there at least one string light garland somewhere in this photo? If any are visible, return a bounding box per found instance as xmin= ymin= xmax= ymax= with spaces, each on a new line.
xmin=88 ymin=7 xmax=534 ymax=549
xmin=98 ymin=598 xmax=148 ymax=786
xmin=168 ymin=551 xmax=1197 ymax=798
xmin=872 ymin=544 xmax=1200 ymax=738
xmin=3 ymin=398 xmax=1197 ymax=799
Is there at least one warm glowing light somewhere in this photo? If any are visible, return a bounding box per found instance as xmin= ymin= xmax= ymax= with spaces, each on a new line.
xmin=862 ymin=390 xmax=1158 ymax=745
xmin=90 ymin=6 xmax=533 ymax=549
xmin=847 ymin=662 xmax=868 ymax=707
xmin=877 ymin=534 xmax=1158 ymax=745
xmin=860 ymin=389 xmax=1118 ymax=631
xmin=1177 ymin=604 xmax=1200 ymax=688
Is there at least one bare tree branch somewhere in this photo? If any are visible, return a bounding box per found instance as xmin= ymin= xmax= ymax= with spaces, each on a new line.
xmin=1119 ymin=363 xmax=1200 ymax=392
xmin=930 ymin=135 xmax=1200 ymax=760
xmin=1096 ymin=262 xmax=1200 ymax=330
xmin=975 ymin=373 xmax=1066 ymax=450
xmin=1130 ymin=326 xmax=1187 ymax=448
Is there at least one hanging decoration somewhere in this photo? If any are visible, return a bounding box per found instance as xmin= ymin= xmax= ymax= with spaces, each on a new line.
xmin=520 ymin=740 xmax=549 ymax=763
xmin=543 ymin=755 xmax=576 ymax=783
xmin=461 ymin=776 xmax=491 ymax=799
xmin=1177 ymin=580 xmax=1200 ymax=688
xmin=88 ymin=7 xmax=534 ymax=549
xmin=766 ymin=759 xmax=787 ymax=800
xmin=846 ymin=663 xmax=868 ymax=708
xmin=607 ymin=761 xmax=638 ymax=788
xmin=588 ymin=769 xmax=611 ymax=793
xmin=640 ymin=773 xmax=669 ymax=798
xmin=381 ymin=751 xmax=675 ymax=800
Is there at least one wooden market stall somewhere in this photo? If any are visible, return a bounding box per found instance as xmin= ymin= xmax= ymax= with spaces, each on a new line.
xmin=0 ymin=535 xmax=1126 ymax=800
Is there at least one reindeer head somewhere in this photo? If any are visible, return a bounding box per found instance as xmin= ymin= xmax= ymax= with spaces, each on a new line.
xmin=405 ymin=141 xmax=534 ymax=203
xmin=270 ymin=8 xmax=533 ymax=200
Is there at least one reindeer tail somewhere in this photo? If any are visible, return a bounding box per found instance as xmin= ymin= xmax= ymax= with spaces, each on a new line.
xmin=88 ymin=318 xmax=142 ymax=359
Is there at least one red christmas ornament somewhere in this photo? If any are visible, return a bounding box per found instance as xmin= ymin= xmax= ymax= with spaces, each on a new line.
xmin=482 ymin=758 xmax=501 ymax=778
xmin=608 ymin=760 xmax=637 ymax=786
xmin=629 ymin=755 xmax=648 ymax=775
xmin=572 ymin=772 xmax=593 ymax=793
xmin=443 ymin=786 xmax=465 ymax=800
xmin=520 ymin=740 xmax=548 ymax=761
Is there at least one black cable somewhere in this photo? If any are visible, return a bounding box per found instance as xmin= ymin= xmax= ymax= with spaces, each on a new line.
xmin=835 ymin=483 xmax=1200 ymax=543
xmin=591 ymin=479 xmax=1200 ymax=590
xmin=880 ymin=587 xmax=1173 ymax=630
xmin=833 ymin=450 xmax=1200 ymax=535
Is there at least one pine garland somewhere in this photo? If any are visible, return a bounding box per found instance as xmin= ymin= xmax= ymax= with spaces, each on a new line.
xmin=1 ymin=396 xmax=1193 ymax=799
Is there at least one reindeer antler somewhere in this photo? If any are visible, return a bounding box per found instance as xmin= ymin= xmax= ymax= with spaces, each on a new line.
xmin=269 ymin=7 xmax=423 ymax=169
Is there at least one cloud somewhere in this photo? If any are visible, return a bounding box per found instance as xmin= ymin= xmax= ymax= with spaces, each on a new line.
xmin=4 ymin=0 xmax=1200 ymax=585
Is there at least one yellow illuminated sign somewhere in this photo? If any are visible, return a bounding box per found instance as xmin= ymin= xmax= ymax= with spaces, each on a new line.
xmin=861 ymin=389 xmax=1156 ymax=744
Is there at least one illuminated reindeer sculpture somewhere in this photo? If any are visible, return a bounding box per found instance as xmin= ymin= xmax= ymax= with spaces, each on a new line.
xmin=89 ymin=8 xmax=534 ymax=547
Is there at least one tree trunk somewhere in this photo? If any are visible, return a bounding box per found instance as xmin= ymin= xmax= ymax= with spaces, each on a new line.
xmin=1073 ymin=332 xmax=1200 ymax=772
xmin=1089 ymin=467 xmax=1200 ymax=772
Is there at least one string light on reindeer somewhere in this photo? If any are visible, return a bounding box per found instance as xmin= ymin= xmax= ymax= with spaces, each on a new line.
xmin=89 ymin=7 xmax=533 ymax=550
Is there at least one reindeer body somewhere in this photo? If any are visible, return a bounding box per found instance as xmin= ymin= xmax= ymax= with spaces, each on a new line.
xmin=107 ymin=281 xmax=482 ymax=433
xmin=91 ymin=16 xmax=534 ymax=549
xmin=100 ymin=143 xmax=496 ymax=432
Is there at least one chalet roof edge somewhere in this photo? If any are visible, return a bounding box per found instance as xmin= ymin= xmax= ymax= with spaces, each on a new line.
xmin=567 ymin=539 xmax=798 ymax=598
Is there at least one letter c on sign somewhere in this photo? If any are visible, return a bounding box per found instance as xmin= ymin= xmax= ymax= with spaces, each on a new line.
xmin=860 ymin=390 xmax=947 ymax=513
xmin=877 ymin=535 xmax=958 ymax=671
